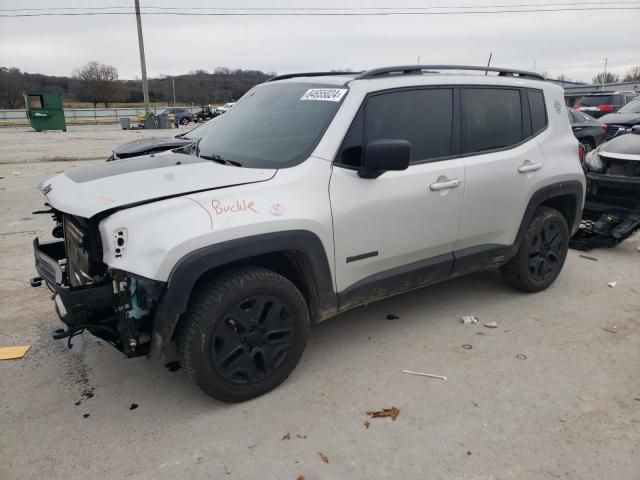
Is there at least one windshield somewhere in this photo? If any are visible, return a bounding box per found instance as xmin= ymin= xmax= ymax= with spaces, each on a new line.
xmin=197 ymin=82 xmax=347 ymax=168
xmin=618 ymin=99 xmax=640 ymax=114
xmin=183 ymin=117 xmax=219 ymax=140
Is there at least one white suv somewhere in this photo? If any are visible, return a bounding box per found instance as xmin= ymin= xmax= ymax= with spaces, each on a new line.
xmin=32 ymin=65 xmax=585 ymax=401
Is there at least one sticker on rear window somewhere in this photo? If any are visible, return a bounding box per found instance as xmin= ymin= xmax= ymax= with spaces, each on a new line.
xmin=300 ymin=88 xmax=347 ymax=102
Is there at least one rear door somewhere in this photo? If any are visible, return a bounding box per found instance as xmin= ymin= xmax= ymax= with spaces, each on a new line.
xmin=330 ymin=87 xmax=464 ymax=294
xmin=454 ymin=87 xmax=546 ymax=268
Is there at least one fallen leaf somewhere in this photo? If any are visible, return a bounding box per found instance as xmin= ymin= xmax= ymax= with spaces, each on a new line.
xmin=282 ymin=432 xmax=291 ymax=440
xmin=297 ymin=476 xmax=305 ymax=480
xmin=318 ymin=452 xmax=329 ymax=464
xmin=363 ymin=420 xmax=370 ymax=429
xmin=484 ymin=321 xmax=498 ymax=328
xmin=366 ymin=406 xmax=400 ymax=421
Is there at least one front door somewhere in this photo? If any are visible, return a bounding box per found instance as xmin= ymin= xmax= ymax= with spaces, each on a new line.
xmin=329 ymin=87 xmax=464 ymax=303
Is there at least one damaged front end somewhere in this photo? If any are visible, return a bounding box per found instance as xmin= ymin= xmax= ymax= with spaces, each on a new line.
xmin=32 ymin=211 xmax=164 ymax=356
xmin=571 ymin=142 xmax=640 ymax=250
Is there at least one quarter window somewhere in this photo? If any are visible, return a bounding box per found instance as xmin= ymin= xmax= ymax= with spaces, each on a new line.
xmin=528 ymin=89 xmax=548 ymax=134
xmin=461 ymin=88 xmax=524 ymax=154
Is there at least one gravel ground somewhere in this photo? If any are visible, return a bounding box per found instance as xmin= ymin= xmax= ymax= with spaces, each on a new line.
xmin=0 ymin=124 xmax=186 ymax=164
xmin=0 ymin=155 xmax=639 ymax=480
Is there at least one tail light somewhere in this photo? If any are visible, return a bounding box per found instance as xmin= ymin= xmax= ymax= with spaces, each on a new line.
xmin=601 ymin=123 xmax=607 ymax=131
xmin=573 ymin=104 xmax=581 ymax=109
xmin=578 ymin=144 xmax=585 ymax=163
xmin=598 ymin=104 xmax=615 ymax=112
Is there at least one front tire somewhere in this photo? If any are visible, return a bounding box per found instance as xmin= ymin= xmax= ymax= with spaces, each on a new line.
xmin=500 ymin=207 xmax=569 ymax=293
xmin=179 ymin=117 xmax=191 ymax=125
xmin=176 ymin=268 xmax=309 ymax=402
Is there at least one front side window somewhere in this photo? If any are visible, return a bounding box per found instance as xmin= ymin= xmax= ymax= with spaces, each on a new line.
xmin=197 ymin=83 xmax=346 ymax=168
xmin=462 ymin=88 xmax=524 ymax=154
xmin=619 ymin=99 xmax=640 ymax=113
xmin=338 ymin=88 xmax=454 ymax=167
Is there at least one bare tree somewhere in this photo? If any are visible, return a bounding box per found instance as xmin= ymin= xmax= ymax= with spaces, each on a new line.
xmin=73 ymin=61 xmax=120 ymax=107
xmin=623 ymin=66 xmax=640 ymax=82
xmin=592 ymin=71 xmax=620 ymax=85
xmin=0 ymin=67 xmax=26 ymax=108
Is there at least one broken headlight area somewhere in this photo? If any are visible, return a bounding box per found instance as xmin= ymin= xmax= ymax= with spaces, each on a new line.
xmin=32 ymin=210 xmax=165 ymax=356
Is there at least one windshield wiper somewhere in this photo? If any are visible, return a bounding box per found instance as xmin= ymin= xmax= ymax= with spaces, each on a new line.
xmin=199 ymin=152 xmax=242 ymax=167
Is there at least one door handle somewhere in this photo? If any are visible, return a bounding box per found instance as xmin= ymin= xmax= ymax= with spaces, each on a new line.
xmin=429 ymin=176 xmax=461 ymax=191
xmin=518 ymin=161 xmax=542 ymax=173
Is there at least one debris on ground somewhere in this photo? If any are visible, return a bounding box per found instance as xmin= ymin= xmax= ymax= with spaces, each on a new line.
xmin=467 ymin=450 xmax=472 ymax=455
xmin=282 ymin=432 xmax=291 ymax=440
xmin=386 ymin=313 xmax=400 ymax=320
xmin=602 ymin=327 xmax=617 ymax=334
xmin=129 ymin=403 xmax=139 ymax=410
xmin=462 ymin=315 xmax=479 ymax=325
xmin=366 ymin=406 xmax=400 ymax=421
xmin=579 ymin=254 xmax=598 ymax=261
xmin=83 ymin=413 xmax=90 ymax=418
xmin=296 ymin=434 xmax=307 ymax=439
xmin=11 ymin=171 xmax=20 ymax=175
xmin=363 ymin=420 xmax=370 ymax=429
xmin=401 ymin=369 xmax=447 ymax=380
xmin=484 ymin=321 xmax=498 ymax=328
xmin=297 ymin=475 xmax=305 ymax=480
xmin=608 ymin=281 xmax=617 ymax=288
xmin=0 ymin=345 xmax=31 ymax=360
xmin=516 ymin=354 xmax=528 ymax=360
xmin=462 ymin=344 xmax=473 ymax=350
xmin=318 ymin=452 xmax=330 ymax=464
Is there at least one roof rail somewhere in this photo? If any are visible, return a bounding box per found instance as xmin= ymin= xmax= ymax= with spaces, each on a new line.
xmin=266 ymin=71 xmax=361 ymax=82
xmin=356 ymin=65 xmax=544 ymax=81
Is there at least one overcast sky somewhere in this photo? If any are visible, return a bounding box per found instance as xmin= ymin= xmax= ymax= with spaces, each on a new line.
xmin=1 ymin=0 xmax=639 ymax=83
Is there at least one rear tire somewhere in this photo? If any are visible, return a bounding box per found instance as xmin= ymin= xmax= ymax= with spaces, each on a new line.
xmin=500 ymin=207 xmax=569 ymax=293
xmin=176 ymin=267 xmax=309 ymax=402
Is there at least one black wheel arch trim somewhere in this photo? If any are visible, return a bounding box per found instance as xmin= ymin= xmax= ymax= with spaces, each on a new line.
xmin=151 ymin=230 xmax=336 ymax=359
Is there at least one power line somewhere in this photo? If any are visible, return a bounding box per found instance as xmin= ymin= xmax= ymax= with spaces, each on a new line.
xmin=1 ymin=6 xmax=639 ymax=17
xmin=1 ymin=1 xmax=640 ymax=12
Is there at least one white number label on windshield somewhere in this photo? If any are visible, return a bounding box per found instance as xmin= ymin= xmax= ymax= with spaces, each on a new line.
xmin=300 ymin=88 xmax=347 ymax=102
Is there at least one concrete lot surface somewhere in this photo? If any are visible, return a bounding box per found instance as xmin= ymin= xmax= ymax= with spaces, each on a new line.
xmin=1 ymin=159 xmax=639 ymax=480
xmin=0 ymin=125 xmax=185 ymax=164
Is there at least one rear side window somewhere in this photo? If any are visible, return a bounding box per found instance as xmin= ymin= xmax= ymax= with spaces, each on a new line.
xmin=461 ymin=88 xmax=524 ymax=154
xmin=528 ymin=89 xmax=548 ymax=134
xmin=578 ymin=95 xmax=615 ymax=106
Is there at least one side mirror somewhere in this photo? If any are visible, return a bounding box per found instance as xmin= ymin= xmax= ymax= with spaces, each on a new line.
xmin=632 ymin=124 xmax=640 ymax=132
xmin=358 ymin=139 xmax=411 ymax=178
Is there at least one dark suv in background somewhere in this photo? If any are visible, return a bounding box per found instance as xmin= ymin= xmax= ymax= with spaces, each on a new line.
xmin=567 ymin=109 xmax=606 ymax=153
xmin=573 ymin=92 xmax=638 ymax=119
xmin=160 ymin=107 xmax=194 ymax=125
xmin=599 ymin=98 xmax=640 ymax=140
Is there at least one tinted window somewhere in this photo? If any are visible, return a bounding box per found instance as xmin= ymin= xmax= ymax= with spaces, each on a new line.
xmin=365 ymin=89 xmax=453 ymax=163
xmin=578 ymin=95 xmax=617 ymax=106
xmin=528 ymin=90 xmax=548 ymax=134
xmin=462 ymin=88 xmax=524 ymax=153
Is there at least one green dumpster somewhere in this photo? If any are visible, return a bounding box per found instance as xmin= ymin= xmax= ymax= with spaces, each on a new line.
xmin=24 ymin=91 xmax=66 ymax=132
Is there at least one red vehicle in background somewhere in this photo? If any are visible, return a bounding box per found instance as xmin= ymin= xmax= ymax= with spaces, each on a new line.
xmin=573 ymin=91 xmax=638 ymax=118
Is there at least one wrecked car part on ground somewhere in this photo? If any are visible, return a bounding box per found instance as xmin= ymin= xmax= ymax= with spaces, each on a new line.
xmin=571 ymin=126 xmax=640 ymax=250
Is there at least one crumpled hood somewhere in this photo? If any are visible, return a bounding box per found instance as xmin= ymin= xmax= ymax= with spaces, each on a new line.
xmin=599 ymin=133 xmax=640 ymax=161
xmin=38 ymin=152 xmax=276 ymax=218
xmin=112 ymin=137 xmax=193 ymax=156
xmin=599 ymin=113 xmax=640 ymax=125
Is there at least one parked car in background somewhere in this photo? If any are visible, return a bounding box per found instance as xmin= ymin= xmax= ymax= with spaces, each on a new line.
xmin=194 ymin=105 xmax=215 ymax=123
xmin=573 ymin=92 xmax=638 ymax=118
xmin=598 ymin=97 xmax=640 ymax=140
xmin=567 ymin=109 xmax=606 ymax=154
xmin=572 ymin=125 xmax=640 ymax=250
xmin=107 ymin=118 xmax=217 ymax=161
xmin=160 ymin=107 xmax=194 ymax=125
xmin=213 ymin=102 xmax=236 ymax=116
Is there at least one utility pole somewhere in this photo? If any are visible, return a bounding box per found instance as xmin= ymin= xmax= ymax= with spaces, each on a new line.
xmin=134 ymin=0 xmax=150 ymax=116
xmin=171 ymin=77 xmax=176 ymax=106
xmin=602 ymin=57 xmax=608 ymax=91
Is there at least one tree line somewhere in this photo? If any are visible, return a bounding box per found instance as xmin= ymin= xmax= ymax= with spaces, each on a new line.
xmin=0 ymin=62 xmax=274 ymax=109
xmin=2 ymin=61 xmax=640 ymax=110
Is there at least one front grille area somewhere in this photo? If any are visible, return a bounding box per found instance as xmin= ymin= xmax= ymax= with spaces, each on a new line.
xmin=62 ymin=214 xmax=105 ymax=287
xmin=605 ymin=125 xmax=629 ymax=140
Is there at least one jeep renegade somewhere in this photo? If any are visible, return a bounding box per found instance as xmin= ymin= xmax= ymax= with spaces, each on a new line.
xmin=32 ymin=65 xmax=585 ymax=402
